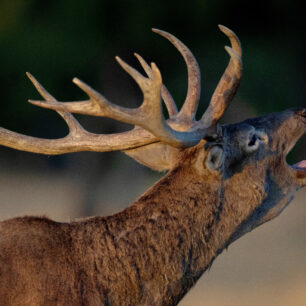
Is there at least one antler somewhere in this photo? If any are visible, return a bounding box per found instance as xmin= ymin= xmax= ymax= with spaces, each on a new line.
xmin=152 ymin=28 xmax=201 ymax=123
xmin=201 ymin=25 xmax=242 ymax=130
xmin=0 ymin=25 xmax=242 ymax=155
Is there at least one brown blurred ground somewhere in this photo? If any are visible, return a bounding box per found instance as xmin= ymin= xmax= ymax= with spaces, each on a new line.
xmin=0 ymin=161 xmax=305 ymax=306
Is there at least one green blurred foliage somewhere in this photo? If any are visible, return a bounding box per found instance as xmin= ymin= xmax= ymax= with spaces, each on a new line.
xmin=0 ymin=0 xmax=305 ymax=137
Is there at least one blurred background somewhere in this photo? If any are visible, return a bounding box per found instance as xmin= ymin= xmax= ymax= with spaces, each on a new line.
xmin=0 ymin=1 xmax=305 ymax=305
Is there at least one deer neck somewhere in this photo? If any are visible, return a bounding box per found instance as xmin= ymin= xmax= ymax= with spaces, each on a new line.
xmin=84 ymin=162 xmax=267 ymax=305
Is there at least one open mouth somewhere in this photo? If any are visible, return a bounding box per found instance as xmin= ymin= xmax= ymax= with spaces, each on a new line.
xmin=292 ymin=160 xmax=306 ymax=171
xmin=291 ymin=159 xmax=306 ymax=187
xmin=291 ymin=109 xmax=306 ymax=172
xmin=289 ymin=136 xmax=306 ymax=186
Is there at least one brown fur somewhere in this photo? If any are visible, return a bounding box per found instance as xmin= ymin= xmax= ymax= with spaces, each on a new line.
xmin=0 ymin=108 xmax=305 ymax=305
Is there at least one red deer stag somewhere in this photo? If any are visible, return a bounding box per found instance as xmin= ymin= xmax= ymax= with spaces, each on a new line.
xmin=0 ymin=25 xmax=305 ymax=306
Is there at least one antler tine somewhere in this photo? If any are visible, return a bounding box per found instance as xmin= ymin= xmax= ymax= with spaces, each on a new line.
xmin=152 ymin=28 xmax=201 ymax=122
xmin=26 ymin=72 xmax=56 ymax=102
xmin=200 ymin=25 xmax=242 ymax=130
xmin=26 ymin=72 xmax=87 ymax=134
xmin=134 ymin=53 xmax=178 ymax=117
xmin=218 ymin=25 xmax=242 ymax=56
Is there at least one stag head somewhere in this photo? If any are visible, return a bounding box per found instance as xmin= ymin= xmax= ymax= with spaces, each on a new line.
xmin=220 ymin=108 xmax=305 ymax=242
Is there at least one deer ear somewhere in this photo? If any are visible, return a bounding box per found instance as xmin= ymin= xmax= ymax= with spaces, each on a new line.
xmin=205 ymin=145 xmax=224 ymax=171
xmin=124 ymin=143 xmax=181 ymax=171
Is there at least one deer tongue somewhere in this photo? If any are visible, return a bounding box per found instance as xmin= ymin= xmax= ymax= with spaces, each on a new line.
xmin=293 ymin=160 xmax=306 ymax=170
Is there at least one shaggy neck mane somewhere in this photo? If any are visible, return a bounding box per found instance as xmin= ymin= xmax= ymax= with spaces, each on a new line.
xmin=72 ymin=156 xmax=267 ymax=305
